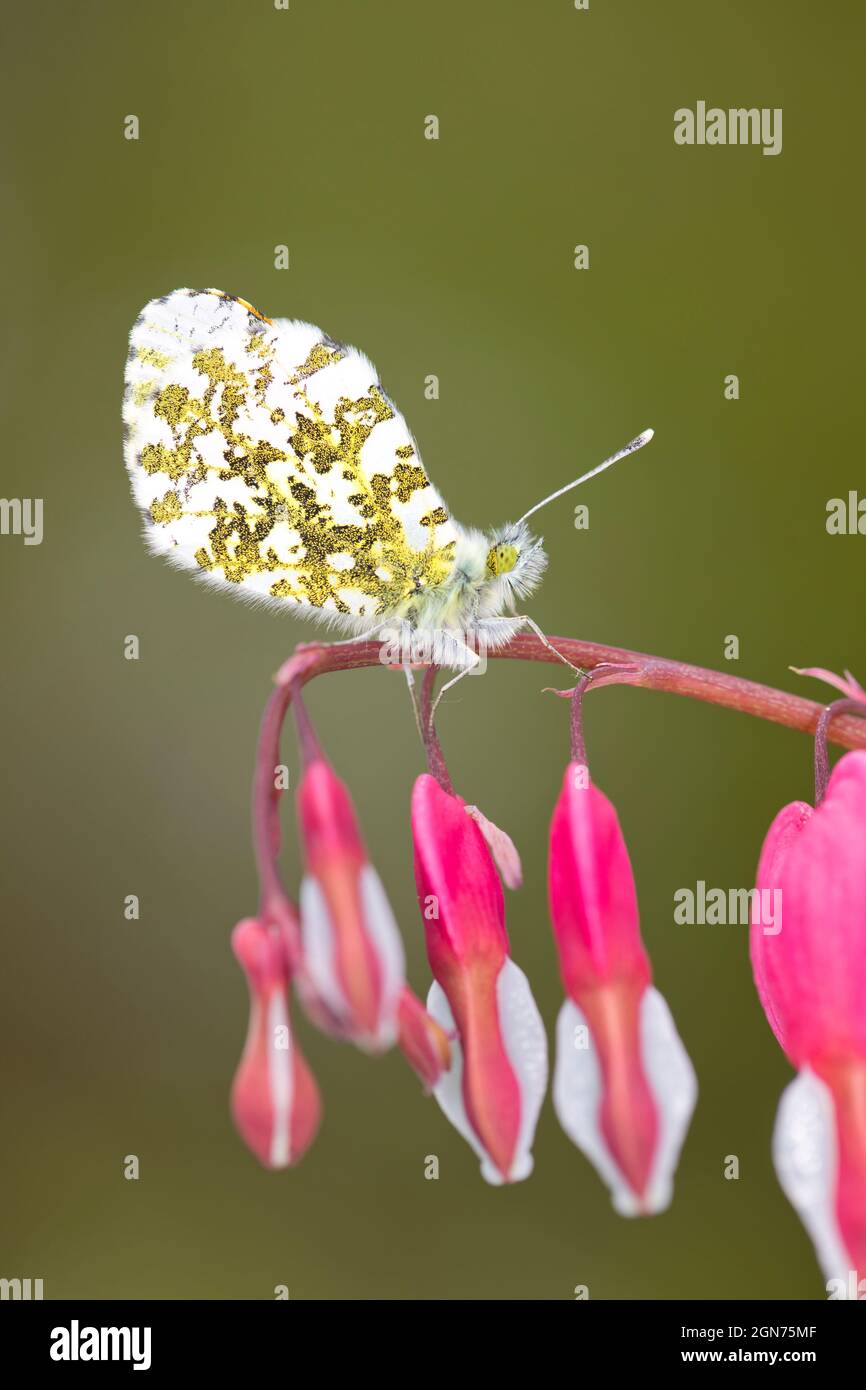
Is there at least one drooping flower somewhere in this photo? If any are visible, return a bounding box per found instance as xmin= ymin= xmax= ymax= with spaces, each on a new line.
xmin=295 ymin=715 xmax=405 ymax=1052
xmin=231 ymin=917 xmax=321 ymax=1169
xmin=548 ymin=760 xmax=697 ymax=1215
xmin=750 ymin=749 xmax=866 ymax=1291
xmin=411 ymin=773 xmax=547 ymax=1184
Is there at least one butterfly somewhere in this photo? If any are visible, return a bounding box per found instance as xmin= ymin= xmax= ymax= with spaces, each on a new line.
xmin=123 ymin=288 xmax=652 ymax=671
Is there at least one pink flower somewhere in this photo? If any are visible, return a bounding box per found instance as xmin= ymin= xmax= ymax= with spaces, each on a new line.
xmin=751 ymin=750 xmax=866 ymax=1291
xmin=411 ymin=773 xmax=547 ymax=1184
xmin=397 ymin=985 xmax=452 ymax=1090
xmin=548 ymin=763 xmax=697 ymax=1215
xmin=231 ymin=918 xmax=321 ymax=1169
xmin=297 ymin=756 xmax=405 ymax=1051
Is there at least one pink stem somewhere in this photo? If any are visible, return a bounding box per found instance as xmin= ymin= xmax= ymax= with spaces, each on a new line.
xmin=419 ymin=667 xmax=454 ymax=795
xmin=251 ymin=648 xmax=321 ymax=960
xmin=252 ymin=635 xmax=866 ymax=930
xmin=292 ymin=684 xmax=326 ymax=768
xmin=814 ymin=698 xmax=866 ymax=805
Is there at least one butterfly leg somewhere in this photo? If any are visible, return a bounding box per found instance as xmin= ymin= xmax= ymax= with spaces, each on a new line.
xmin=429 ymin=641 xmax=483 ymax=726
xmin=402 ymin=656 xmax=426 ymax=740
xmin=512 ymin=614 xmax=584 ymax=676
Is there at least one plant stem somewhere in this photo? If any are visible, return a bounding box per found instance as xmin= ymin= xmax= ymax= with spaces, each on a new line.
xmin=814 ymin=698 xmax=866 ymax=804
xmin=252 ymin=648 xmax=319 ymax=940
xmin=418 ymin=667 xmax=454 ymax=794
xmin=274 ymin=634 xmax=866 ymax=747
xmin=253 ymin=634 xmax=866 ymax=924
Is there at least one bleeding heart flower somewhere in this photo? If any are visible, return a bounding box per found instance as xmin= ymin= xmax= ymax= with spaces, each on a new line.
xmin=297 ymin=749 xmax=405 ymax=1052
xmin=231 ymin=917 xmax=321 ymax=1169
xmin=411 ymin=772 xmax=547 ymax=1184
xmin=548 ymin=761 xmax=697 ymax=1215
xmin=751 ymin=749 xmax=866 ymax=1292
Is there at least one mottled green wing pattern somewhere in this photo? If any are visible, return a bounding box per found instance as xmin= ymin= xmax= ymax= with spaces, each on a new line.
xmin=123 ymin=288 xmax=457 ymax=626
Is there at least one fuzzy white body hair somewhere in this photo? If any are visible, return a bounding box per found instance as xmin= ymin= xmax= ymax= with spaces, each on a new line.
xmin=373 ymin=518 xmax=548 ymax=669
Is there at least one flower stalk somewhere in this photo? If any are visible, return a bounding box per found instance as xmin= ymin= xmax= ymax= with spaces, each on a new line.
xmin=251 ymin=636 xmax=866 ymax=956
xmin=239 ymin=634 xmax=866 ymax=1214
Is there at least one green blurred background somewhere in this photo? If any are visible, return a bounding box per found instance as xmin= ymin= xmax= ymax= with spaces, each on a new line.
xmin=1 ymin=0 xmax=864 ymax=1300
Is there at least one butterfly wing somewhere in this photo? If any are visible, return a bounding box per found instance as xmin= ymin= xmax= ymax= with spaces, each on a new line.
xmin=123 ymin=288 xmax=458 ymax=627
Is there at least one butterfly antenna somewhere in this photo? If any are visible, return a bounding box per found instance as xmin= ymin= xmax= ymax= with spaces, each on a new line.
xmin=516 ymin=428 xmax=654 ymax=526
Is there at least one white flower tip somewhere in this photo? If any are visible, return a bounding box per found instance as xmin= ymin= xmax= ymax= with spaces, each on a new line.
xmin=480 ymin=1153 xmax=534 ymax=1186
xmin=427 ymin=960 xmax=548 ymax=1185
xmin=773 ymin=1068 xmax=853 ymax=1288
xmin=299 ymin=867 xmax=405 ymax=1049
xmin=553 ymin=988 xmax=697 ymax=1216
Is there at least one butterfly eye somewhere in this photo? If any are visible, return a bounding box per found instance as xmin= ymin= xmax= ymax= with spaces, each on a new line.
xmin=486 ymin=543 xmax=519 ymax=577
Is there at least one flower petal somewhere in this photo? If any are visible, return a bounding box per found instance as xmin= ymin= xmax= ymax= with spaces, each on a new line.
xmin=427 ymin=957 xmax=547 ymax=1184
xmin=297 ymin=757 xmax=405 ymax=1049
xmin=412 ymin=773 xmax=509 ymax=973
xmin=553 ymin=986 xmax=697 ymax=1215
xmin=772 ymin=1068 xmax=852 ymax=1287
xmin=752 ymin=752 xmax=866 ymax=1067
xmin=750 ymin=800 xmax=812 ymax=1057
xmin=464 ymin=805 xmax=523 ymax=890
xmin=230 ymin=918 xmax=321 ymax=1169
xmin=548 ymin=764 xmax=650 ymax=993
xmin=397 ymin=986 xmax=451 ymax=1089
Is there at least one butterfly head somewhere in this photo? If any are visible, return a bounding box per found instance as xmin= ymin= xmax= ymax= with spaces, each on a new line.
xmin=483 ymin=520 xmax=548 ymax=605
